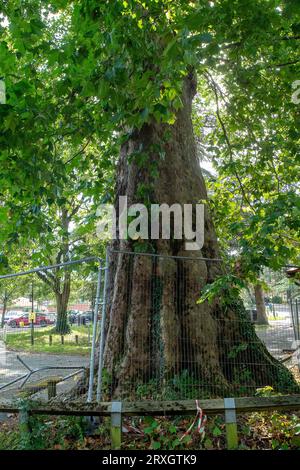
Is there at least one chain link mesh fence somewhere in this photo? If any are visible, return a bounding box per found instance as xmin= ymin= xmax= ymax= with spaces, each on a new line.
xmin=1 ymin=252 xmax=299 ymax=404
xmin=0 ymin=258 xmax=105 ymax=403
xmin=99 ymin=252 xmax=300 ymax=401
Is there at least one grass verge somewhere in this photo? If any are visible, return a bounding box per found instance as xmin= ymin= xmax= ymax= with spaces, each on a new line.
xmin=4 ymin=325 xmax=91 ymax=356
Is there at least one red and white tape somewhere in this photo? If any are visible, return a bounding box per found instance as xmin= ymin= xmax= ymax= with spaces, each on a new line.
xmin=180 ymin=399 xmax=207 ymax=442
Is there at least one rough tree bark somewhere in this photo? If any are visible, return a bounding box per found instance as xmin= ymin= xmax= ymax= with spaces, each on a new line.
xmin=254 ymin=283 xmax=269 ymax=325
xmin=102 ymin=73 xmax=297 ymax=399
xmin=54 ymin=272 xmax=71 ymax=335
xmin=53 ymin=207 xmax=71 ymax=335
xmin=1 ymin=291 xmax=8 ymax=328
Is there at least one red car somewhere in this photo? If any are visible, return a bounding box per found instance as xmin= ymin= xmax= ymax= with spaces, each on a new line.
xmin=7 ymin=313 xmax=52 ymax=328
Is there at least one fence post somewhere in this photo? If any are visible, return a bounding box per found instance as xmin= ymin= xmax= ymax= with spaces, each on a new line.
xmin=224 ymin=398 xmax=238 ymax=450
xmin=19 ymin=409 xmax=31 ymax=448
xmin=87 ymin=260 xmax=102 ymax=403
xmin=49 ymin=334 xmax=52 ymax=346
xmin=61 ymin=335 xmax=64 ymax=345
xmin=47 ymin=381 xmax=57 ymax=400
xmin=111 ymin=401 xmax=122 ymax=450
xmin=30 ymin=320 xmax=34 ymax=346
xmin=96 ymin=248 xmax=109 ymax=402
xmin=75 ymin=334 xmax=79 ymax=345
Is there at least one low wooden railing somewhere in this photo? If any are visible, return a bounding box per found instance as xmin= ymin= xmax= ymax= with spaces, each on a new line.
xmin=1 ymin=393 xmax=300 ymax=450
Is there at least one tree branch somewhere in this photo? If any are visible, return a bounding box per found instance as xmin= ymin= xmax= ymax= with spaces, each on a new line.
xmin=65 ymin=138 xmax=92 ymax=165
xmin=204 ymin=71 xmax=255 ymax=212
xmin=35 ymin=270 xmax=58 ymax=293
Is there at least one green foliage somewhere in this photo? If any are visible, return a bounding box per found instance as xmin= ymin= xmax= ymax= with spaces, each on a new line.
xmin=271 ymin=295 xmax=283 ymax=304
xmin=164 ymin=370 xmax=210 ymax=400
xmin=27 ymin=414 xmax=87 ymax=450
xmin=142 ymin=416 xmax=191 ymax=450
xmin=247 ymin=411 xmax=300 ymax=450
xmin=228 ymin=343 xmax=248 ymax=360
xmin=135 ymin=370 xmax=212 ymax=401
xmin=198 ymin=274 xmax=246 ymax=306
xmin=0 ymin=429 xmax=19 ymax=450
xmin=255 ymin=386 xmax=277 ymax=397
xmin=197 ymin=18 xmax=300 ymax=275
xmin=1 ymin=409 xmax=300 ymax=450
xmin=1 ymin=0 xmax=299 ymax=261
xmin=269 ymin=413 xmax=300 ymax=450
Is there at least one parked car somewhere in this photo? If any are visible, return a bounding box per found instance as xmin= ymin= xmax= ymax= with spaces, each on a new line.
xmin=3 ymin=311 xmax=24 ymax=324
xmin=7 ymin=312 xmax=53 ymax=328
xmin=76 ymin=310 xmax=102 ymax=325
xmin=77 ymin=311 xmax=93 ymax=325
xmin=68 ymin=310 xmax=80 ymax=324
xmin=45 ymin=313 xmax=57 ymax=323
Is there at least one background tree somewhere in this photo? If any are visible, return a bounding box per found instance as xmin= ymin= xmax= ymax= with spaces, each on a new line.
xmin=0 ymin=5 xmax=116 ymax=333
xmin=20 ymin=140 xmax=114 ymax=334
xmin=0 ymin=280 xmax=16 ymax=328
xmin=253 ymin=282 xmax=269 ymax=325
xmin=0 ymin=273 xmax=38 ymax=328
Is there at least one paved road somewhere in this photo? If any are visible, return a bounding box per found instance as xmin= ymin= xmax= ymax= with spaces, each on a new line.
xmin=0 ymin=339 xmax=89 ymax=403
xmin=255 ymin=319 xmax=296 ymax=359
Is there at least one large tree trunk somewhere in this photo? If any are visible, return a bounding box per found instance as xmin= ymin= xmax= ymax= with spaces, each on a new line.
xmin=102 ymin=73 xmax=297 ymax=399
xmin=254 ymin=283 xmax=269 ymax=325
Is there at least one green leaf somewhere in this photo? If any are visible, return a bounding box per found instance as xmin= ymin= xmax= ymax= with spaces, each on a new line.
xmin=151 ymin=441 xmax=161 ymax=450
xmin=212 ymin=426 xmax=222 ymax=437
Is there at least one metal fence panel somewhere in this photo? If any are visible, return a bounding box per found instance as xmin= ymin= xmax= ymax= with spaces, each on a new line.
xmin=0 ymin=257 xmax=105 ymax=403
xmin=99 ymin=252 xmax=300 ymax=401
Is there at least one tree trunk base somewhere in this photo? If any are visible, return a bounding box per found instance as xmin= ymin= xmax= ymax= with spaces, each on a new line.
xmin=101 ymin=252 xmax=299 ymax=401
xmin=54 ymin=318 xmax=71 ymax=335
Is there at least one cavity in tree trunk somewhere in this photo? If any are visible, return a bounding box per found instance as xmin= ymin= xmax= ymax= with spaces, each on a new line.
xmin=102 ymin=73 xmax=297 ymax=398
xmin=254 ymin=283 xmax=269 ymax=325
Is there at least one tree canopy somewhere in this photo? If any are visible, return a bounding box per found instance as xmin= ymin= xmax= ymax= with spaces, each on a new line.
xmin=0 ymin=0 xmax=299 ymax=275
